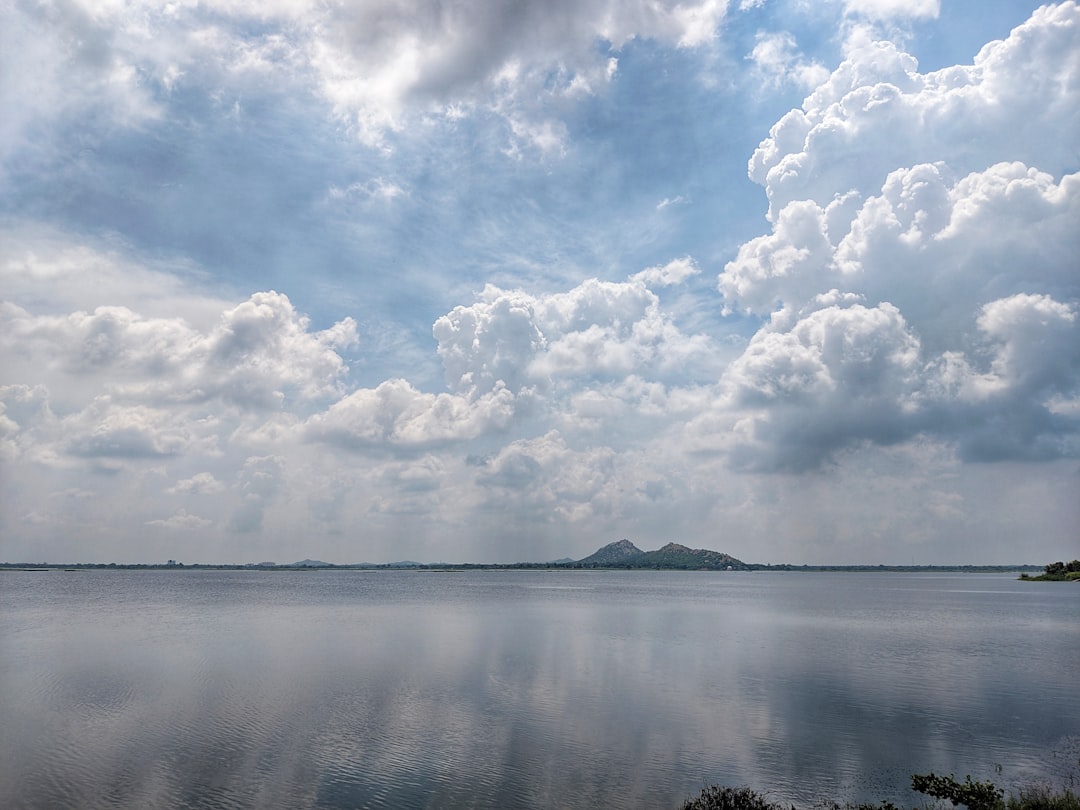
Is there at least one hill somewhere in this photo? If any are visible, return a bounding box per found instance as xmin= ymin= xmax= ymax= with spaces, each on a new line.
xmin=574 ymin=540 xmax=748 ymax=570
xmin=576 ymin=539 xmax=645 ymax=566
xmin=638 ymin=542 xmax=746 ymax=570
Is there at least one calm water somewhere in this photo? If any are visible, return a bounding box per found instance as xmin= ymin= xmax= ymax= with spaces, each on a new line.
xmin=1 ymin=570 xmax=1077 ymax=809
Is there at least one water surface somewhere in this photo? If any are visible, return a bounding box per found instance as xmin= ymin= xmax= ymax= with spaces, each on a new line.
xmin=1 ymin=570 xmax=1077 ymax=809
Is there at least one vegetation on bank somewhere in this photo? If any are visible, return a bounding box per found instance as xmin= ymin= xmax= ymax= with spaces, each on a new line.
xmin=0 ymin=561 xmax=1047 ymax=573
xmin=1019 ymin=560 xmax=1080 ymax=581
xmin=0 ymin=540 xmax=1057 ymax=574
xmin=681 ymin=774 xmax=1079 ymax=810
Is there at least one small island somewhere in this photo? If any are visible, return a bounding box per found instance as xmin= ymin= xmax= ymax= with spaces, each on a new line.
xmin=1019 ymin=560 xmax=1080 ymax=581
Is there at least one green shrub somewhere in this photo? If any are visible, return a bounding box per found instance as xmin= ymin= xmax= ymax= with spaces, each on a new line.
xmin=1006 ymin=787 xmax=1080 ymax=810
xmin=680 ymin=777 xmax=1077 ymax=810
xmin=910 ymin=772 xmax=1004 ymax=810
xmin=680 ymin=785 xmax=787 ymax=810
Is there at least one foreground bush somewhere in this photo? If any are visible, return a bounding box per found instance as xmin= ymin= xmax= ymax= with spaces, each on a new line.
xmin=680 ymin=774 xmax=1080 ymax=810
xmin=680 ymin=786 xmax=789 ymax=810
xmin=911 ymin=773 xmax=1003 ymax=810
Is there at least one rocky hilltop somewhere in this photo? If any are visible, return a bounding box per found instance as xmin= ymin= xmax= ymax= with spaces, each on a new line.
xmin=574 ymin=540 xmax=747 ymax=570
xmin=576 ymin=539 xmax=645 ymax=566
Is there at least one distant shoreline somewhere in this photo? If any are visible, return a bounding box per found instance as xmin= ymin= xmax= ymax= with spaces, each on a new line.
xmin=0 ymin=562 xmax=1044 ymax=573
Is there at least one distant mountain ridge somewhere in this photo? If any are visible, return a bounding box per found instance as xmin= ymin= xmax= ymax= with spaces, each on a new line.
xmin=575 ymin=540 xmax=747 ymax=570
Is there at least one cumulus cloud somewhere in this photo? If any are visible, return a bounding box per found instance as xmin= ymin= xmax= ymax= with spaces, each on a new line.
xmin=699 ymin=301 xmax=922 ymax=470
xmin=631 ymin=256 xmax=701 ymax=288
xmin=146 ymin=509 xmax=212 ymax=530
xmin=0 ymin=225 xmax=228 ymax=321
xmin=712 ymin=6 xmax=1075 ymax=475
xmin=721 ymin=162 xmax=1080 ymax=328
xmin=2 ymin=291 xmax=358 ymax=413
xmin=433 ymin=278 xmax=719 ymax=397
xmin=167 ymin=472 xmax=226 ymax=496
xmin=63 ymin=398 xmax=205 ymax=460
xmin=206 ymin=292 xmax=358 ymax=409
xmin=304 ymin=380 xmax=517 ymax=451
xmin=474 ymin=431 xmax=620 ymax=523
xmin=0 ymin=384 xmax=55 ymax=463
xmin=714 ymin=159 xmax=1080 ymax=469
xmin=712 ymin=5 xmax=1080 ymax=472
xmin=749 ymin=2 xmax=1080 ymax=220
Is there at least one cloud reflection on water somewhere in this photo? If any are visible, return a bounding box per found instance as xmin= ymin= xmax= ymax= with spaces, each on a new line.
xmin=1 ymin=570 xmax=1077 ymax=809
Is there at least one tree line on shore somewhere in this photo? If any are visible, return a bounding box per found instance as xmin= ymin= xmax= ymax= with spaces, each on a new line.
xmin=1019 ymin=560 xmax=1080 ymax=581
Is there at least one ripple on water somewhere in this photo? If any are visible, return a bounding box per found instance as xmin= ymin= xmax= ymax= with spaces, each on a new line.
xmin=3 ymin=571 xmax=1077 ymax=810
xmin=35 ymin=667 xmax=137 ymax=720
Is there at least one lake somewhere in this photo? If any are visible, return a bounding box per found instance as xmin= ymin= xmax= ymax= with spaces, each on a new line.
xmin=1 ymin=570 xmax=1077 ymax=809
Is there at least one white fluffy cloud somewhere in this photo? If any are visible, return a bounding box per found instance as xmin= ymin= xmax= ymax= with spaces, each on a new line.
xmin=697 ymin=301 xmax=922 ymax=470
xmin=473 ymin=431 xmax=621 ymax=524
xmin=2 ymin=291 xmax=358 ymax=414
xmin=167 ymin=472 xmax=226 ymax=496
xmin=146 ymin=509 xmax=212 ymax=530
xmin=433 ymin=276 xmax=719 ymax=397
xmin=722 ymin=162 xmax=1080 ymax=327
xmin=630 ymin=256 xmax=701 ymax=288
xmin=304 ymin=380 xmax=516 ymax=451
xmin=713 ymin=5 xmax=1080 ymax=472
xmin=749 ymin=2 xmax=1080 ymax=220
xmin=716 ymin=158 xmax=1080 ymax=469
xmin=748 ymin=31 xmax=830 ymax=90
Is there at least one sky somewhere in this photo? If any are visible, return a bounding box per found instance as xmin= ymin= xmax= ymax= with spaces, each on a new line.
xmin=1 ymin=0 xmax=1078 ymax=566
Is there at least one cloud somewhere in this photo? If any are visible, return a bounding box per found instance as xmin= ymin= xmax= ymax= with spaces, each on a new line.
xmin=0 ymin=0 xmax=162 ymax=178
xmin=749 ymin=2 xmax=1080 ymax=220
xmin=167 ymin=472 xmax=226 ymax=496
xmin=0 ymin=384 xmax=58 ymax=467
xmin=433 ymin=278 xmax=720 ymax=397
xmin=1 ymin=0 xmax=731 ymax=159
xmin=0 ymin=224 xmax=228 ymax=321
xmin=63 ymin=398 xmax=204 ymax=460
xmin=748 ymin=31 xmax=830 ymax=90
xmin=631 ymin=256 xmax=701 ymax=288
xmin=721 ymin=162 xmax=1080 ymax=326
xmin=474 ymin=431 xmax=620 ymax=523
xmin=700 ymin=301 xmax=922 ymax=471
xmin=715 ymin=157 xmax=1080 ymax=470
xmin=841 ymin=0 xmax=939 ymax=21
xmin=229 ymin=455 xmax=285 ymax=533
xmin=714 ymin=4 xmax=1080 ymax=473
xmin=656 ymin=195 xmax=690 ymax=210
xmin=206 ymin=292 xmax=359 ymax=409
xmin=146 ymin=509 xmax=212 ymax=530
xmin=2 ymin=290 xmax=359 ymax=414
xmin=328 ymin=178 xmax=406 ymax=203
xmin=304 ymin=379 xmax=517 ymax=451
